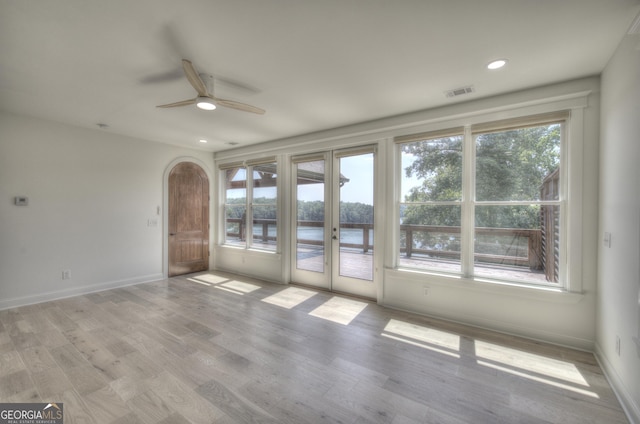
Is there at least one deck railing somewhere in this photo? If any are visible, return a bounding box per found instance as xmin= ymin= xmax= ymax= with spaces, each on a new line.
xmin=226 ymin=218 xmax=543 ymax=270
xmin=401 ymin=225 xmax=542 ymax=270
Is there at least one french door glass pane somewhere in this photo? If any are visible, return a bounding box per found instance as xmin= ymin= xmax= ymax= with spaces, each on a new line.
xmin=338 ymin=154 xmax=374 ymax=281
xmin=296 ymin=160 xmax=325 ymax=273
xmin=474 ymin=205 xmax=558 ymax=283
xmin=399 ymin=204 xmax=461 ymax=273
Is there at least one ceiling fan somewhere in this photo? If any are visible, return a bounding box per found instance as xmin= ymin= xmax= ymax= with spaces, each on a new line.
xmin=156 ymin=59 xmax=265 ymax=114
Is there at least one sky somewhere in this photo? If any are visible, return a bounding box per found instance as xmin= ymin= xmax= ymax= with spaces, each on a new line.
xmin=227 ymin=152 xmax=421 ymax=204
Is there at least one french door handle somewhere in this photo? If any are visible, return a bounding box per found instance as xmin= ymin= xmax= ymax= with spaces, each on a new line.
xmin=332 ymin=235 xmax=338 ymax=240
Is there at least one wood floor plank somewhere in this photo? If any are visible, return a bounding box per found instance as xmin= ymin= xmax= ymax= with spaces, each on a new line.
xmin=19 ymin=346 xmax=57 ymax=373
xmin=146 ymin=371 xmax=226 ymax=424
xmin=126 ymin=388 xmax=174 ymax=424
xmin=83 ymin=385 xmax=133 ymax=424
xmin=60 ymin=388 xmax=98 ymax=424
xmin=65 ymin=364 xmax=109 ymax=395
xmin=0 ymin=369 xmax=34 ymax=399
xmin=195 ymin=378 xmax=280 ymax=424
xmin=0 ymin=350 xmax=26 ymax=376
xmin=0 ymin=271 xmax=630 ymax=424
xmin=31 ymin=366 xmax=74 ymax=399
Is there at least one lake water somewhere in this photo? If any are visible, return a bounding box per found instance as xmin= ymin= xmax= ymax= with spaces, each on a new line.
xmin=254 ymin=225 xmax=374 ymax=244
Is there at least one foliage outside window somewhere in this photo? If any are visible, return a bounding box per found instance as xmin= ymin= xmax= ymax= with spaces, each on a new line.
xmin=398 ymin=114 xmax=565 ymax=287
xmin=223 ymin=160 xmax=278 ymax=251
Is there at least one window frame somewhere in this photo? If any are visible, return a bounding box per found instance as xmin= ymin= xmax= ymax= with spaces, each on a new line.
xmin=220 ymin=157 xmax=279 ymax=252
xmin=394 ymin=110 xmax=580 ymax=292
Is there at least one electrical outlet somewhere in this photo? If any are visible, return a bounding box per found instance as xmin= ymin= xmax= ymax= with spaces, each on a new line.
xmin=423 ymin=286 xmax=430 ymax=296
xmin=603 ymin=232 xmax=611 ymax=248
xmin=62 ymin=270 xmax=71 ymax=280
xmin=615 ymin=335 xmax=621 ymax=356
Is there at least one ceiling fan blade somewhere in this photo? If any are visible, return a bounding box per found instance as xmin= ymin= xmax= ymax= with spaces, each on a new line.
xmin=214 ymin=97 xmax=266 ymax=114
xmin=156 ymin=98 xmax=196 ymax=108
xmin=182 ymin=59 xmax=208 ymax=96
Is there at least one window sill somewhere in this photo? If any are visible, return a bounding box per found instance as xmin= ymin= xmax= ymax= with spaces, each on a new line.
xmin=215 ymin=244 xmax=281 ymax=257
xmin=388 ymin=267 xmax=585 ymax=304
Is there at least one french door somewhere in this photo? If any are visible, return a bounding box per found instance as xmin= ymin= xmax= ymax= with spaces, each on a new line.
xmin=291 ymin=146 xmax=376 ymax=299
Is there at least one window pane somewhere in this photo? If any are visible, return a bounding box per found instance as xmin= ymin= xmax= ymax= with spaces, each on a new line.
xmin=399 ymin=204 xmax=461 ymax=273
xmin=251 ymin=204 xmax=276 ymax=250
xmin=252 ymin=163 xmax=277 ymax=251
xmin=225 ymin=204 xmax=246 ymax=247
xmin=475 ymin=124 xmax=561 ymax=201
xmin=225 ymin=167 xmax=246 ymax=246
xmin=401 ymin=136 xmax=463 ymax=202
xmin=474 ymin=205 xmax=559 ymax=284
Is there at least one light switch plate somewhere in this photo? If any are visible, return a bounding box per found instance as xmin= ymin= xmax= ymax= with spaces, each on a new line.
xmin=14 ymin=196 xmax=28 ymax=206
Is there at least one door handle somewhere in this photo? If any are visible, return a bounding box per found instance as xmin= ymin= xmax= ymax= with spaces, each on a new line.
xmin=169 ymin=233 xmax=176 ymax=236
xmin=332 ymin=235 xmax=338 ymax=240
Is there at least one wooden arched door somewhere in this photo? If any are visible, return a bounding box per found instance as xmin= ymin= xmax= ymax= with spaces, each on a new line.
xmin=168 ymin=162 xmax=209 ymax=276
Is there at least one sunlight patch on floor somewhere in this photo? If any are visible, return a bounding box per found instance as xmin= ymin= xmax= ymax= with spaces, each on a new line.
xmin=475 ymin=340 xmax=598 ymax=398
xmin=308 ymin=296 xmax=368 ymax=325
xmin=214 ymin=280 xmax=262 ymax=295
xmin=191 ymin=273 xmax=232 ymax=285
xmin=187 ymin=278 xmax=212 ymax=286
xmin=261 ymin=287 xmax=318 ymax=309
xmin=382 ymin=319 xmax=461 ymax=358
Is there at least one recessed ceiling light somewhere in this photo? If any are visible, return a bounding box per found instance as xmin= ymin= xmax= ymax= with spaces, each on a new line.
xmin=487 ymin=59 xmax=507 ymax=70
xmin=199 ymin=139 xmax=208 ymax=143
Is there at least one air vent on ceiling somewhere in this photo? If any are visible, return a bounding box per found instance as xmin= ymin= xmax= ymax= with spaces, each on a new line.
xmin=445 ymin=85 xmax=475 ymax=98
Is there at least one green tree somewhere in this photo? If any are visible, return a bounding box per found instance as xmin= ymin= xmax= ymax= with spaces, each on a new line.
xmin=401 ymin=124 xmax=560 ymax=251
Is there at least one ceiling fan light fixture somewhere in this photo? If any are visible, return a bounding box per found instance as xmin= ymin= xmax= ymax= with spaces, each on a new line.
xmin=196 ymin=97 xmax=216 ymax=110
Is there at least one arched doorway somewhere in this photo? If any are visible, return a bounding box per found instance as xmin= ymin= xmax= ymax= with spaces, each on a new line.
xmin=168 ymin=161 xmax=210 ymax=276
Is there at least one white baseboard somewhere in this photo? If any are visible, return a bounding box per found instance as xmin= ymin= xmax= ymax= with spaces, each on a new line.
xmin=0 ymin=273 xmax=165 ymax=311
xmin=594 ymin=343 xmax=640 ymax=424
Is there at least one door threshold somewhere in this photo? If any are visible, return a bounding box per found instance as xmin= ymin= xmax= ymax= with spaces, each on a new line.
xmin=289 ymin=281 xmax=375 ymax=302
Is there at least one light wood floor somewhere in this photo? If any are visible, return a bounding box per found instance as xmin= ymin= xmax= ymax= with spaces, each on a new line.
xmin=0 ymin=271 xmax=628 ymax=424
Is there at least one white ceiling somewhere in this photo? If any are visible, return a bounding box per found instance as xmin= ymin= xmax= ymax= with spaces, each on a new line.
xmin=1 ymin=0 xmax=639 ymax=152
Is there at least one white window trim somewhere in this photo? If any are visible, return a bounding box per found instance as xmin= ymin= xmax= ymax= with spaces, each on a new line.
xmin=392 ymin=98 xmax=587 ymax=294
xmin=219 ymin=158 xmax=280 ymax=253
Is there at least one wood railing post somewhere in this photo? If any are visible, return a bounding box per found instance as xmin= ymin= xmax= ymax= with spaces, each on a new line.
xmin=529 ymin=230 xmax=543 ymax=270
xmin=362 ymin=225 xmax=370 ymax=253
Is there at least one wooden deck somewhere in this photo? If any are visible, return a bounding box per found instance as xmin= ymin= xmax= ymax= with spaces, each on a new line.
xmin=294 ymin=245 xmax=548 ymax=284
xmin=296 ymin=246 xmax=374 ymax=281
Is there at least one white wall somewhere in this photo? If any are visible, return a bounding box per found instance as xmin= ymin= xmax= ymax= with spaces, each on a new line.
xmin=215 ymin=77 xmax=601 ymax=351
xmin=598 ymin=32 xmax=640 ymax=423
xmin=0 ymin=112 xmax=214 ymax=309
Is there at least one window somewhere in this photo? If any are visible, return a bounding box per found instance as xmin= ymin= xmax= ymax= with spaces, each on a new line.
xmin=397 ymin=112 xmax=567 ymax=287
xmin=399 ymin=128 xmax=464 ymax=274
xmin=222 ymin=158 xmax=278 ymax=251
